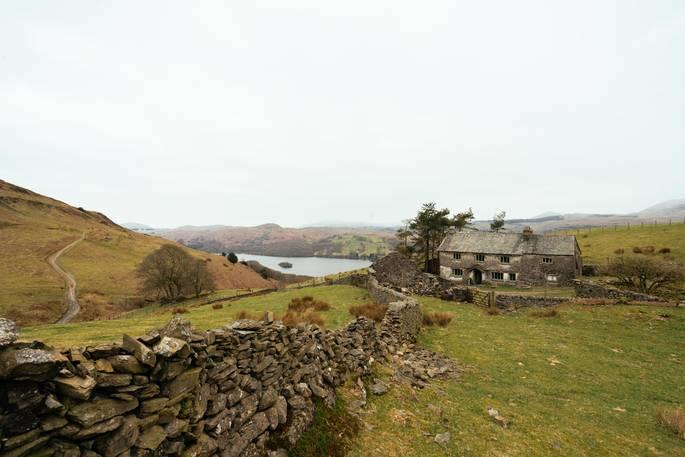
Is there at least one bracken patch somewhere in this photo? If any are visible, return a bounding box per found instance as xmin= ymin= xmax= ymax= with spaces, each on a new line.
xmin=349 ymin=302 xmax=388 ymax=322
xmin=656 ymin=406 xmax=685 ymax=440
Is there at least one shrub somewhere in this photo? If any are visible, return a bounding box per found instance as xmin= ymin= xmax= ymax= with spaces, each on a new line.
xmin=530 ymin=308 xmax=559 ymax=318
xmin=349 ymin=303 xmax=388 ymax=322
xmin=643 ymin=246 xmax=655 ymax=254
xmin=288 ymin=296 xmax=331 ymax=312
xmin=486 ymin=307 xmax=502 ymax=316
xmin=614 ymin=248 xmax=625 ymax=255
xmin=212 ymin=303 xmax=223 ymax=310
xmin=235 ymin=310 xmax=256 ymax=320
xmin=171 ymin=307 xmax=189 ymax=314
xmin=632 ymin=246 xmax=643 ymax=254
xmin=656 ymin=406 xmax=685 ymax=440
xmin=281 ymin=309 xmax=325 ymax=327
xmin=659 ymin=247 xmax=672 ymax=255
xmin=423 ymin=312 xmax=453 ymax=327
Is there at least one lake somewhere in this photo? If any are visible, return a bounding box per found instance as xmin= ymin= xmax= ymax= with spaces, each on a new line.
xmin=236 ymin=253 xmax=371 ymax=277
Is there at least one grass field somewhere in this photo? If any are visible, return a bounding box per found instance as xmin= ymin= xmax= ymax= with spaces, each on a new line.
xmin=20 ymin=285 xmax=368 ymax=347
xmin=559 ymin=223 xmax=685 ymax=264
xmin=348 ymin=296 xmax=685 ymax=457
xmin=21 ymin=285 xmax=685 ymax=455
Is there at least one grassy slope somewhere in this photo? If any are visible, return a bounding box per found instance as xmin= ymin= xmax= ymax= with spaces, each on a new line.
xmin=560 ymin=223 xmax=685 ymax=264
xmin=0 ymin=180 xmax=272 ymax=325
xmin=20 ymin=285 xmax=368 ymax=347
xmin=350 ymin=296 xmax=685 ymax=457
xmin=20 ymin=285 xmax=685 ymax=454
xmin=316 ymin=233 xmax=392 ymax=257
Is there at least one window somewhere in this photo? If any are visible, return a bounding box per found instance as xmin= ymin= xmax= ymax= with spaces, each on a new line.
xmin=491 ymin=272 xmax=504 ymax=280
xmin=546 ymin=274 xmax=558 ymax=282
xmin=509 ymin=273 xmax=517 ymax=281
xmin=500 ymin=255 xmax=510 ymax=263
xmin=452 ymin=268 xmax=463 ymax=276
xmin=475 ymin=254 xmax=485 ymax=262
xmin=452 ymin=252 xmax=461 ymax=260
xmin=542 ymin=257 xmax=553 ymax=264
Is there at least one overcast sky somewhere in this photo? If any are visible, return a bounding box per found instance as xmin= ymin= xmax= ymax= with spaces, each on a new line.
xmin=2 ymin=1 xmax=684 ymax=227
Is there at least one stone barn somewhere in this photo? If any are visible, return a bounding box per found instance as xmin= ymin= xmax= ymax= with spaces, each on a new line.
xmin=436 ymin=227 xmax=582 ymax=286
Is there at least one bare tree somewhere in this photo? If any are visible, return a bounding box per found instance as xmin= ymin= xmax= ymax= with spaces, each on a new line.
xmin=187 ymin=258 xmax=216 ymax=298
xmin=137 ymin=244 xmax=214 ymax=301
xmin=605 ymin=256 xmax=684 ymax=294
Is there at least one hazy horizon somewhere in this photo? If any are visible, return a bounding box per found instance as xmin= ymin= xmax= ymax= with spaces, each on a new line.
xmin=2 ymin=1 xmax=684 ymax=227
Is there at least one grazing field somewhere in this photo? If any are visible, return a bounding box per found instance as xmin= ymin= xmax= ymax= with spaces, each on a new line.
xmin=19 ymin=286 xmax=685 ymax=455
xmin=349 ymin=296 xmax=685 ymax=457
xmin=559 ymin=223 xmax=685 ymax=264
xmin=20 ymin=285 xmax=369 ymax=347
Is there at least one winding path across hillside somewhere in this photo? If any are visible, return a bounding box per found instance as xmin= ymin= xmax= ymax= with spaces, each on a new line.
xmin=48 ymin=233 xmax=85 ymax=323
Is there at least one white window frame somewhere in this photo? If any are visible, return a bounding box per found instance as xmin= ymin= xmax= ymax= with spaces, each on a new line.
xmin=491 ymin=272 xmax=504 ymax=281
xmin=500 ymin=255 xmax=510 ymax=263
xmin=475 ymin=254 xmax=485 ymax=262
xmin=546 ymin=274 xmax=558 ymax=282
xmin=453 ymin=252 xmax=461 ymax=260
xmin=509 ymin=273 xmax=517 ymax=281
xmin=452 ymin=268 xmax=463 ymax=277
xmin=543 ymin=257 xmax=553 ymax=264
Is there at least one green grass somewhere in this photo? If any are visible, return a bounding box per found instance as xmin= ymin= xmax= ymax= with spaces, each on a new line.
xmin=314 ymin=234 xmax=394 ymax=257
xmin=348 ymin=296 xmax=685 ymax=456
xmin=559 ymin=223 xmax=685 ymax=264
xmin=20 ymin=285 xmax=685 ymax=454
xmin=20 ymin=285 xmax=369 ymax=347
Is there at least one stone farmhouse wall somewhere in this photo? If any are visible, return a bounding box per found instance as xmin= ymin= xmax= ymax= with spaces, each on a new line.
xmin=0 ymin=281 xmax=424 ymax=457
xmin=439 ymin=251 xmax=579 ymax=286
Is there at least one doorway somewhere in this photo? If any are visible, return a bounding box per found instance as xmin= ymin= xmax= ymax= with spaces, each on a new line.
xmin=472 ymin=269 xmax=483 ymax=284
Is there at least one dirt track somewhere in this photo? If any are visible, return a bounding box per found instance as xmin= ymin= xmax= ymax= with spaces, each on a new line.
xmin=48 ymin=234 xmax=85 ymax=323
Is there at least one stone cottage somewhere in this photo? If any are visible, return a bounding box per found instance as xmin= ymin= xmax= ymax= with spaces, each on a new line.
xmin=436 ymin=227 xmax=582 ymax=286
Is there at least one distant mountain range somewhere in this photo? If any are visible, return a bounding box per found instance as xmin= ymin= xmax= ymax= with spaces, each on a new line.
xmin=148 ymin=224 xmax=396 ymax=259
xmin=122 ymin=199 xmax=684 ymax=256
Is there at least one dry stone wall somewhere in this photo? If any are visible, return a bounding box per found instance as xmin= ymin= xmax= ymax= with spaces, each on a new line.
xmin=573 ymin=280 xmax=664 ymax=302
xmin=0 ymin=283 xmax=427 ymax=457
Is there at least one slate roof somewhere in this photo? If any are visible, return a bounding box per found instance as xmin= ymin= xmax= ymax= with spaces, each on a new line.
xmin=436 ymin=231 xmax=578 ymax=256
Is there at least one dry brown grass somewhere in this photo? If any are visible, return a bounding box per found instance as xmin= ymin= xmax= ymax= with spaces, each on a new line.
xmin=288 ymin=296 xmax=332 ymax=312
xmin=656 ymin=406 xmax=685 ymax=439
xmin=349 ymin=302 xmax=388 ymax=322
xmin=486 ymin=307 xmax=502 ymax=316
xmin=422 ymin=311 xmax=453 ymax=327
xmin=235 ymin=310 xmax=257 ymax=320
xmin=212 ymin=303 xmax=223 ymax=310
xmin=280 ymin=309 xmax=325 ymax=327
xmin=530 ymin=308 xmax=559 ymax=318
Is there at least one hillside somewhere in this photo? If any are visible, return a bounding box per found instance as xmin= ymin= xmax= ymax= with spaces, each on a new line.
xmin=470 ymin=199 xmax=685 ymax=233
xmin=160 ymin=223 xmax=397 ymax=258
xmin=0 ymin=180 xmax=272 ymax=326
xmin=559 ymin=223 xmax=685 ymax=264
